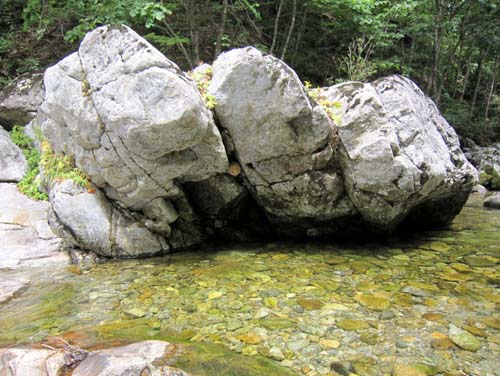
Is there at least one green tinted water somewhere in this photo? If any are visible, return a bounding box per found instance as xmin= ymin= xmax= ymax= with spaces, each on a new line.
xmin=1 ymin=195 xmax=499 ymax=375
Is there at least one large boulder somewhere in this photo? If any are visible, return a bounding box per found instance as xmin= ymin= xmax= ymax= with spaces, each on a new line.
xmin=484 ymin=192 xmax=500 ymax=209
xmin=0 ymin=73 xmax=44 ymax=129
xmin=324 ymin=76 xmax=477 ymax=231
xmin=49 ymin=180 xmax=168 ymax=258
xmin=38 ymin=25 xmax=229 ymax=256
xmin=0 ymin=183 xmax=66 ymax=269
xmin=36 ymin=26 xmax=477 ymax=255
xmin=72 ymin=341 xmax=188 ymax=376
xmin=210 ymin=47 xmax=358 ymax=237
xmin=0 ymin=126 xmax=27 ymax=182
xmin=0 ymin=341 xmax=189 ymax=376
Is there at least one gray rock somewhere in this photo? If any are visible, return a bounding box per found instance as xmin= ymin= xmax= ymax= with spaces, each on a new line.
xmin=0 ymin=73 xmax=44 ymax=129
xmin=0 ymin=278 xmax=29 ymax=305
xmin=484 ymin=192 xmax=500 ymax=209
xmin=210 ymin=47 xmax=357 ymax=234
xmin=0 ymin=341 xmax=189 ymax=376
xmin=0 ymin=183 xmax=66 ymax=269
xmin=0 ymin=347 xmax=66 ymax=376
xmin=38 ymin=25 xmax=228 ymax=256
xmin=72 ymin=340 xmax=188 ymax=376
xmin=0 ymin=126 xmax=27 ymax=182
xmin=324 ymin=76 xmax=476 ymax=230
xmin=50 ymin=180 xmax=168 ymax=258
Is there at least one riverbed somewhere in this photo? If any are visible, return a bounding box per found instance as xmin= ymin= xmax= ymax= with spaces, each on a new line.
xmin=1 ymin=194 xmax=499 ymax=376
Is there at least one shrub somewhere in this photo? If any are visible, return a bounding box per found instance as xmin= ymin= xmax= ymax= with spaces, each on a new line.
xmin=10 ymin=125 xmax=47 ymax=200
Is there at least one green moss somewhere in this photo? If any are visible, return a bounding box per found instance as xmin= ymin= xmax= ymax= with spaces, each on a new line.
xmin=479 ymin=171 xmax=492 ymax=187
xmin=490 ymin=167 xmax=500 ymax=190
xmin=10 ymin=125 xmax=47 ymax=200
xmin=304 ymin=81 xmax=342 ymax=126
xmin=189 ymin=66 xmax=217 ymax=109
xmin=39 ymin=140 xmax=90 ymax=188
xmin=10 ymin=125 xmax=90 ymax=199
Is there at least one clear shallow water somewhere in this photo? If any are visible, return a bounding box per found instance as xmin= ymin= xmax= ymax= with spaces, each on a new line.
xmin=0 ymin=194 xmax=499 ymax=376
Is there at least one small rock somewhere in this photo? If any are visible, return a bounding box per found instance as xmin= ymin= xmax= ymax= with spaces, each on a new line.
xmin=429 ymin=242 xmax=450 ymax=252
xmin=297 ymin=297 xmax=323 ymax=310
xmin=319 ymin=339 xmax=340 ymax=349
xmin=269 ymin=347 xmax=285 ymax=361
xmin=336 ymin=319 xmax=369 ymax=331
xmin=449 ymin=324 xmax=481 ymax=351
xmin=401 ymin=286 xmax=431 ymax=297
xmin=298 ymin=322 xmax=325 ymax=336
xmin=237 ymin=332 xmax=262 ymax=345
xmin=360 ymin=332 xmax=378 ymax=345
xmin=124 ymin=308 xmax=146 ymax=318
xmin=259 ymin=318 xmax=294 ymax=331
xmin=393 ymin=363 xmax=426 ymax=376
xmin=254 ymin=307 xmax=272 ymax=319
xmin=356 ymin=293 xmax=391 ymax=310
xmin=462 ymin=256 xmax=497 ymax=267
xmin=288 ymin=339 xmax=310 ymax=352
xmin=430 ymin=332 xmax=454 ymax=350
xmin=422 ymin=312 xmax=445 ymax=321
xmin=484 ymin=317 xmax=500 ymax=330
xmin=207 ymin=291 xmax=223 ymax=299
xmin=379 ymin=310 xmax=395 ymax=320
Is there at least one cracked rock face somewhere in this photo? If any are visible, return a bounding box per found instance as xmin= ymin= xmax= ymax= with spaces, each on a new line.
xmin=0 ymin=126 xmax=27 ymax=182
xmin=324 ymin=75 xmax=477 ymax=230
xmin=38 ymin=25 xmax=228 ymax=256
xmin=36 ymin=26 xmax=476 ymax=257
xmin=49 ymin=180 xmax=168 ymax=258
xmin=0 ymin=183 xmax=66 ymax=269
xmin=210 ymin=47 xmax=357 ymax=235
xmin=0 ymin=341 xmax=189 ymax=376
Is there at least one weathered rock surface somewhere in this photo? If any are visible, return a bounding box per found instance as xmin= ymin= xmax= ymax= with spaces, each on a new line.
xmin=35 ymin=26 xmax=476 ymax=256
xmin=0 ymin=347 xmax=66 ymax=376
xmin=484 ymin=192 xmax=500 ymax=209
xmin=324 ymin=76 xmax=476 ymax=230
xmin=0 ymin=183 xmax=66 ymax=269
xmin=0 ymin=73 xmax=44 ymax=129
xmin=0 ymin=341 xmax=189 ymax=376
xmin=0 ymin=278 xmax=29 ymax=305
xmin=72 ymin=341 xmax=188 ymax=376
xmin=210 ymin=47 xmax=357 ymax=236
xmin=49 ymin=180 xmax=168 ymax=258
xmin=38 ymin=25 xmax=228 ymax=256
xmin=0 ymin=126 xmax=27 ymax=182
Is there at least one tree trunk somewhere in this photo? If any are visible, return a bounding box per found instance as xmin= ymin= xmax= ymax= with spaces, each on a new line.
xmin=470 ymin=51 xmax=486 ymax=117
xmin=427 ymin=0 xmax=443 ymax=98
xmin=280 ymin=0 xmax=297 ymax=60
xmin=459 ymin=47 xmax=473 ymax=101
xmin=214 ymin=0 xmax=229 ymax=58
xmin=270 ymin=0 xmax=284 ymax=56
xmin=291 ymin=6 xmax=307 ymax=65
xmin=484 ymin=54 xmax=499 ymax=125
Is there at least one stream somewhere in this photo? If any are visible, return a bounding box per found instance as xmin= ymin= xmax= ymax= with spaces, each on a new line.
xmin=0 ymin=194 xmax=499 ymax=376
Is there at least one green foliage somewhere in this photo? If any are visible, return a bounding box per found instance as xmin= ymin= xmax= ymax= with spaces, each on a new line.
xmin=189 ymin=66 xmax=217 ymax=110
xmin=145 ymin=33 xmax=190 ymax=50
xmin=335 ymin=37 xmax=377 ymax=82
xmin=10 ymin=125 xmax=90 ymax=200
xmin=1 ymin=0 xmax=499 ymax=142
xmin=304 ymin=81 xmax=342 ymax=126
xmin=40 ymin=140 xmax=90 ymax=188
xmin=10 ymin=125 xmax=47 ymax=201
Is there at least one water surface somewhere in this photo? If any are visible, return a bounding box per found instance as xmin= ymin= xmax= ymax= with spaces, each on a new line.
xmin=1 ymin=194 xmax=499 ymax=375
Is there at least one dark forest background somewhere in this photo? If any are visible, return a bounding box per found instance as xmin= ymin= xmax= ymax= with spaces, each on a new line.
xmin=1 ymin=0 xmax=499 ymax=143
